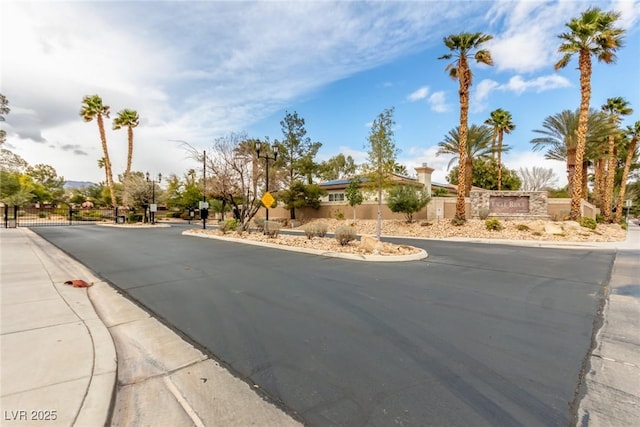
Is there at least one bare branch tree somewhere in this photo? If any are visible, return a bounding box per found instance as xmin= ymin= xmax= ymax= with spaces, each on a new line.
xmin=183 ymin=133 xmax=261 ymax=230
xmin=518 ymin=167 xmax=558 ymax=191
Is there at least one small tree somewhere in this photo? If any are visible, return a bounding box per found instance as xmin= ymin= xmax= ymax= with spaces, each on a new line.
xmin=345 ymin=177 xmax=364 ymax=221
xmin=387 ymin=185 xmax=431 ymax=223
xmin=364 ymin=107 xmax=399 ymax=239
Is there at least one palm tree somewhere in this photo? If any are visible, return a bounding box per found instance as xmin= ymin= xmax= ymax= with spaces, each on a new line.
xmin=531 ymin=109 xmax=613 ymax=197
xmin=616 ymin=121 xmax=640 ymax=223
xmin=113 ymin=109 xmax=140 ymax=206
xmin=81 ymin=95 xmax=117 ymax=207
xmin=600 ymin=98 xmax=633 ymax=222
xmin=555 ymin=7 xmax=625 ymax=220
xmin=484 ymin=108 xmax=515 ymax=190
xmin=437 ymin=124 xmax=498 ymax=196
xmin=439 ymin=32 xmax=493 ymax=221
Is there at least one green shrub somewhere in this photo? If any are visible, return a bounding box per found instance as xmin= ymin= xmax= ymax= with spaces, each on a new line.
xmin=620 ymin=221 xmax=628 ymax=230
xmin=516 ymin=224 xmax=530 ymax=231
xmin=315 ymin=222 xmax=328 ymax=237
xmin=334 ymin=210 xmax=345 ymax=220
xmin=335 ymin=225 xmax=356 ymax=246
xmin=38 ymin=212 xmax=49 ymax=218
xmin=303 ymin=223 xmax=316 ymax=239
xmin=485 ymin=218 xmax=503 ymax=231
xmin=579 ymin=217 xmax=597 ymax=230
xmin=171 ymin=211 xmax=183 ymax=218
xmin=478 ymin=207 xmax=490 ymax=220
xmin=595 ymin=213 xmax=604 ymax=224
xmin=450 ymin=217 xmax=466 ymax=226
xmin=264 ymin=220 xmax=281 ymax=238
xmin=128 ymin=213 xmax=143 ymax=223
xmin=220 ymin=219 xmax=238 ymax=233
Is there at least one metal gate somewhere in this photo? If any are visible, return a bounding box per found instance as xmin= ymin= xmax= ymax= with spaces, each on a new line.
xmin=2 ymin=205 xmax=117 ymax=228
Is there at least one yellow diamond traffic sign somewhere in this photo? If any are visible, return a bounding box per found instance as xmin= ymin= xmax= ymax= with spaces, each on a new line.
xmin=261 ymin=191 xmax=275 ymax=208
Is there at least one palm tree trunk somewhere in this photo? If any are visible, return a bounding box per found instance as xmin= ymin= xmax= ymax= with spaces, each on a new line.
xmin=122 ymin=126 xmax=134 ymax=207
xmin=616 ymin=137 xmax=637 ymax=223
xmin=566 ymin=147 xmax=576 ymax=196
xmin=593 ymin=158 xmax=605 ymax=207
xmin=603 ymin=134 xmax=615 ymax=222
xmin=456 ymin=59 xmax=470 ymax=221
xmin=582 ymin=160 xmax=589 ymax=201
xmin=569 ymin=49 xmax=592 ymax=220
xmin=465 ymin=158 xmax=473 ymax=197
xmin=497 ymin=131 xmax=504 ymax=191
xmin=97 ymin=115 xmax=117 ymax=207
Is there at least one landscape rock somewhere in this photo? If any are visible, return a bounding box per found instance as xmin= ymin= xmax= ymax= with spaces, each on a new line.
xmin=544 ymin=222 xmax=564 ymax=235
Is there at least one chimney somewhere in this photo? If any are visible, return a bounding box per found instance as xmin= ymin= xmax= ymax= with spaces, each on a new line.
xmin=415 ymin=163 xmax=434 ymax=196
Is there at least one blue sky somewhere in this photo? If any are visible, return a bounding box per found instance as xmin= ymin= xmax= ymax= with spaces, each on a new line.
xmin=2 ymin=1 xmax=639 ymax=187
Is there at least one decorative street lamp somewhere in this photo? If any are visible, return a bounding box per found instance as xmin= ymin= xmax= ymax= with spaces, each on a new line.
xmin=255 ymin=141 xmax=280 ymax=221
xmin=146 ymin=172 xmax=162 ymax=224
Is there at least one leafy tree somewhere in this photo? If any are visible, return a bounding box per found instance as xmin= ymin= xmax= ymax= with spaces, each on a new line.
xmin=439 ymin=31 xmax=493 ymax=222
xmin=364 ymin=107 xmax=399 ymax=239
xmin=555 ymin=7 xmax=625 ymax=219
xmin=0 ymin=93 xmax=9 ymax=144
xmin=0 ymin=148 xmax=28 ymax=173
xmin=436 ymin=124 xmax=499 ymax=196
xmin=393 ymin=163 xmax=409 ymax=176
xmin=277 ymin=111 xmax=322 ymax=219
xmin=387 ymin=185 xmax=431 ymax=223
xmin=26 ymin=164 xmax=65 ymax=203
xmin=113 ymin=108 xmax=140 ymax=206
xmin=317 ymin=153 xmax=357 ymax=181
xmin=0 ymin=169 xmax=32 ymax=205
xmin=81 ymin=95 xmax=117 ymax=207
xmin=617 ymin=121 xmax=640 ymax=222
xmin=484 ymin=108 xmax=515 ymax=190
xmin=600 ymin=97 xmax=633 ymax=222
xmin=279 ymin=181 xmax=326 ymax=213
xmin=518 ymin=167 xmax=558 ymax=191
xmin=447 ymin=158 xmax=521 ymax=191
xmin=345 ymin=177 xmax=364 ymax=221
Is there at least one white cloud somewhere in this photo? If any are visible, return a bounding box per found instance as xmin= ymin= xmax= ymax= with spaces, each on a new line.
xmin=407 ymin=86 xmax=430 ymax=102
xmin=502 ymin=75 xmax=571 ymax=94
xmin=472 ymin=74 xmax=571 ymax=112
xmin=428 ymin=91 xmax=450 ymax=113
xmin=486 ymin=1 xmax=578 ymax=73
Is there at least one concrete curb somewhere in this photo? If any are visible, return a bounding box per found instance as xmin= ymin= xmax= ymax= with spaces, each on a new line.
xmin=181 ymin=229 xmax=429 ymax=262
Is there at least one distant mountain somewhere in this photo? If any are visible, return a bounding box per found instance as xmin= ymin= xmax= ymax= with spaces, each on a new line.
xmin=64 ymin=180 xmax=95 ymax=189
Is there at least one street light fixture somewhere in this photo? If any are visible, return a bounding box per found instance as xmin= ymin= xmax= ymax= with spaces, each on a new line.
xmin=146 ymin=172 xmax=162 ymax=224
xmin=255 ymin=141 xmax=280 ymax=221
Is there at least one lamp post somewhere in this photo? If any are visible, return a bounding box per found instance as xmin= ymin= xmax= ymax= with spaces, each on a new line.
xmin=255 ymin=141 xmax=280 ymax=221
xmin=146 ymin=172 xmax=162 ymax=224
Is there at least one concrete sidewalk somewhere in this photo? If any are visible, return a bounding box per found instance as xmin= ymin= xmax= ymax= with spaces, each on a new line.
xmin=1 ymin=228 xmax=116 ymax=426
xmin=1 ymin=223 xmax=638 ymax=426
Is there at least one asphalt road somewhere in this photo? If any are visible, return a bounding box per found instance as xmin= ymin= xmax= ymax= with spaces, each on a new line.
xmin=32 ymin=224 xmax=615 ymax=426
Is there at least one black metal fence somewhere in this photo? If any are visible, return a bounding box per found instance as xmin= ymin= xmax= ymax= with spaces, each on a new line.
xmin=2 ymin=205 xmax=117 ymax=228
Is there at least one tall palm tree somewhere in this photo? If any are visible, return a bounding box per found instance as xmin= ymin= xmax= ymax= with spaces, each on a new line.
xmin=81 ymin=95 xmax=117 ymax=207
xmin=555 ymin=7 xmax=625 ymax=220
xmin=113 ymin=109 xmax=140 ymax=206
xmin=601 ymin=97 xmax=633 ymax=222
xmin=484 ymin=108 xmax=515 ymax=190
xmin=616 ymin=121 xmax=640 ymax=223
xmin=439 ymin=32 xmax=493 ymax=221
xmin=437 ymin=124 xmax=498 ymax=196
xmin=531 ymin=109 xmax=613 ymax=196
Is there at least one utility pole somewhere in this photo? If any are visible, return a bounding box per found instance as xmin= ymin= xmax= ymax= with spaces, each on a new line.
xmin=202 ymin=150 xmax=207 ymax=229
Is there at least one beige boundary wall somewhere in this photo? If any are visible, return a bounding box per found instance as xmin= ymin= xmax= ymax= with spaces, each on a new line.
xmin=258 ymin=195 xmax=597 ymax=222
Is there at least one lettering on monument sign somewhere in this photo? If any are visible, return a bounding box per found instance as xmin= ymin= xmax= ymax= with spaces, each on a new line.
xmin=489 ymin=196 xmax=529 ymax=213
